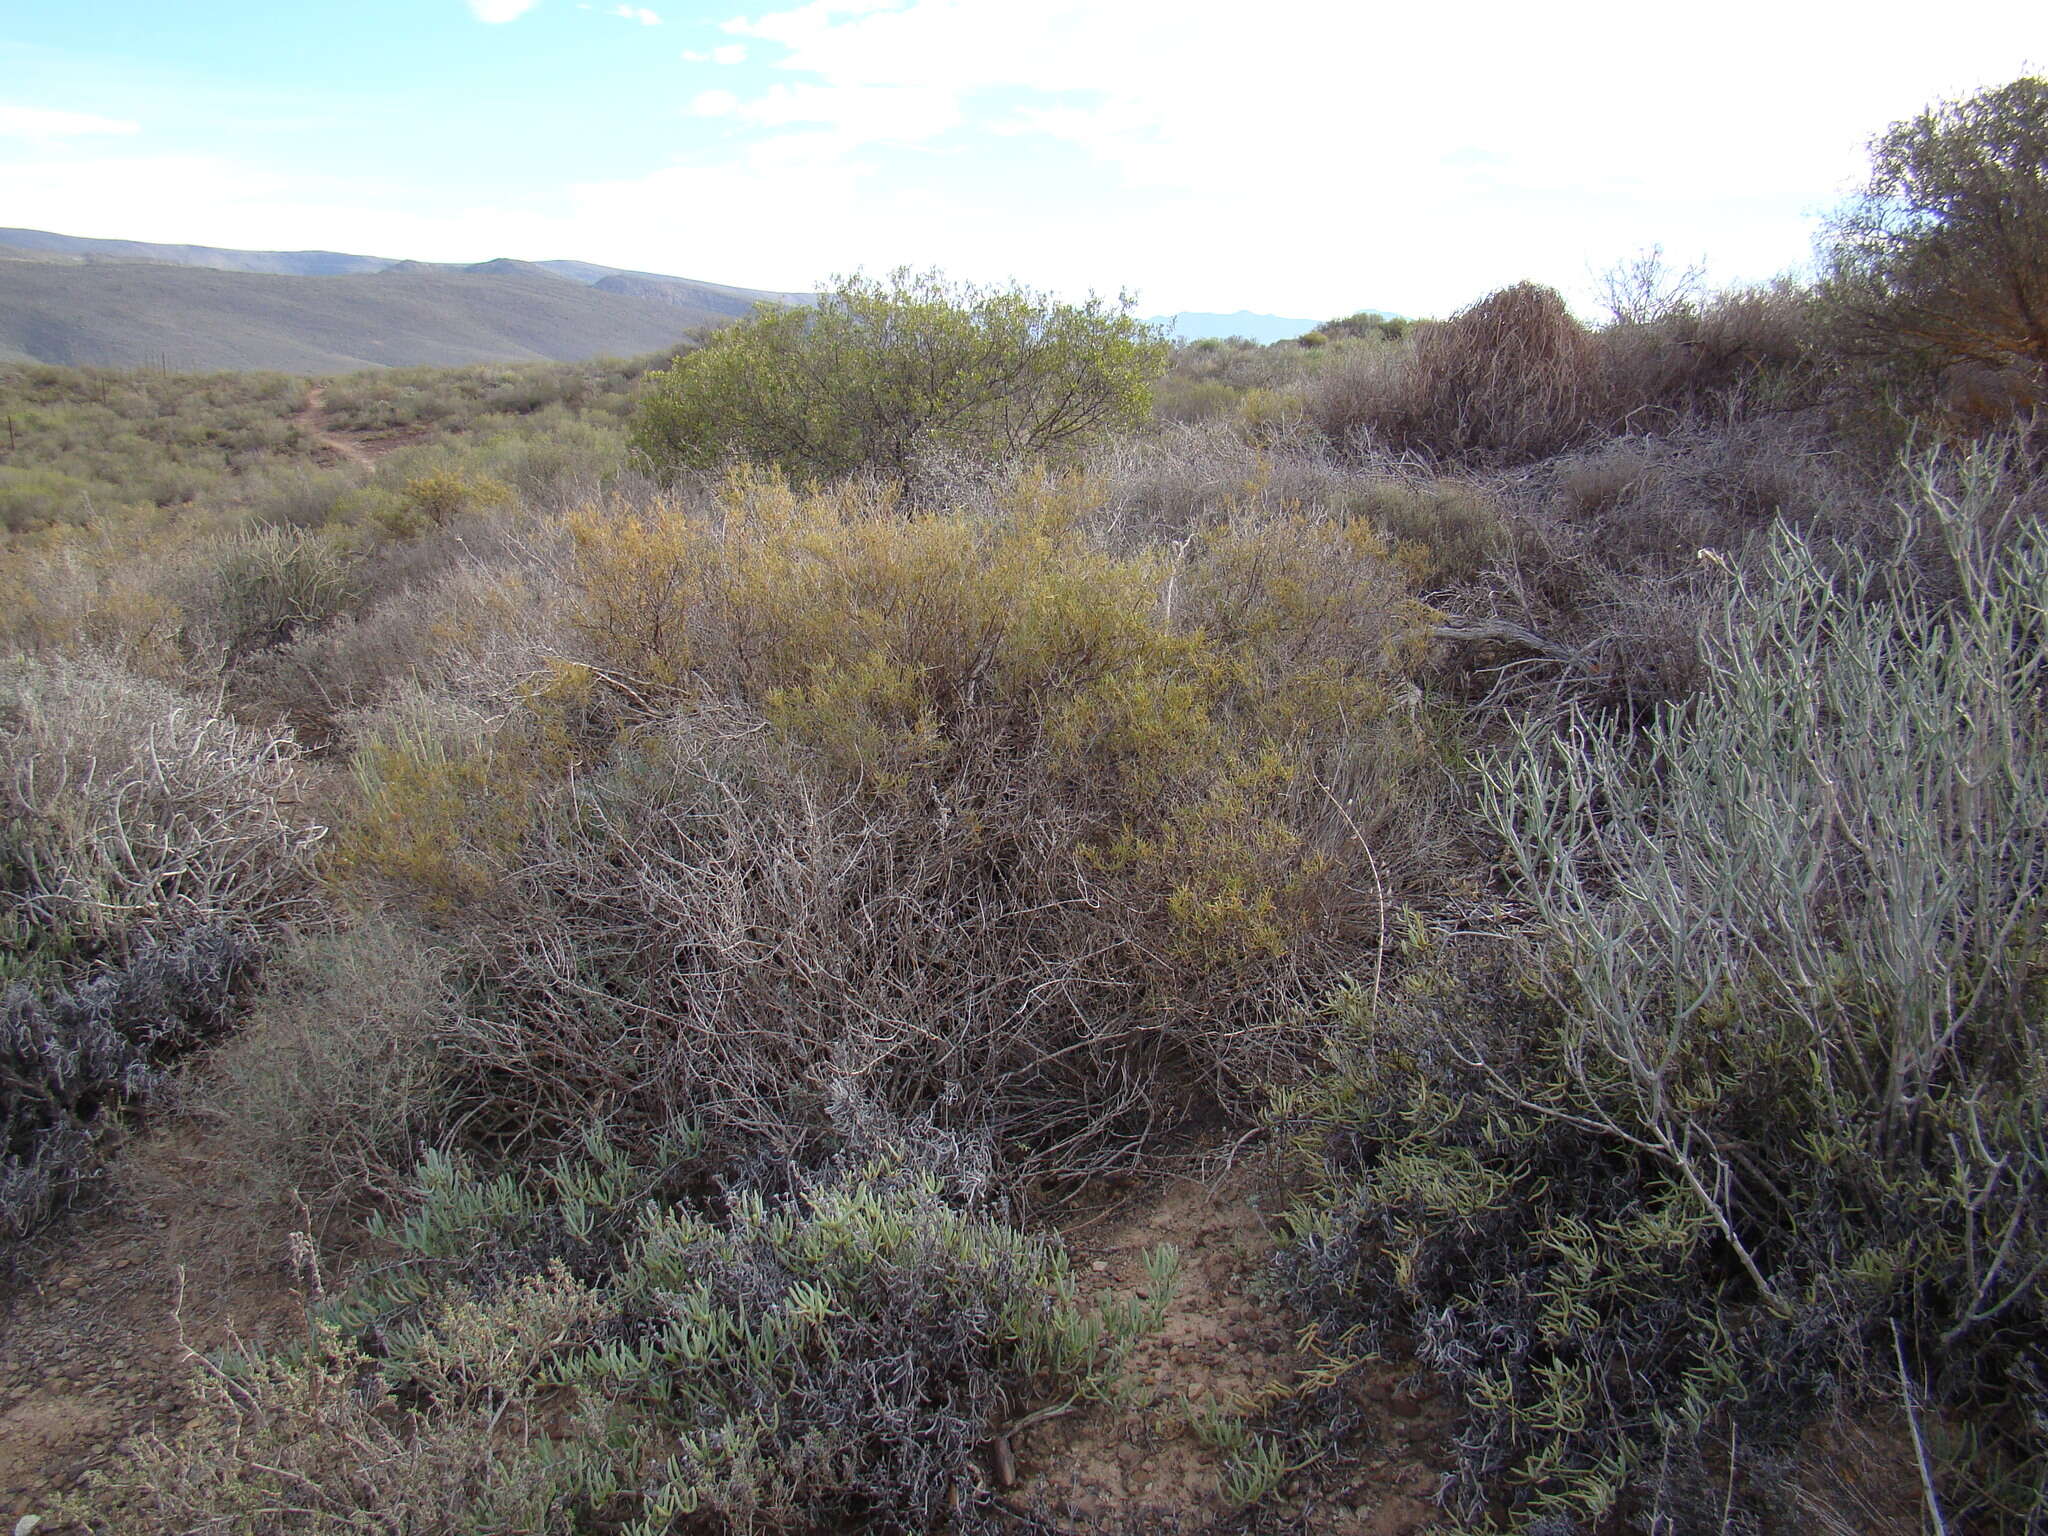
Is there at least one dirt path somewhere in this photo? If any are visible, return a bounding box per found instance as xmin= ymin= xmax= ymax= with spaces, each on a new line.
xmin=1 ymin=1166 xmax=299 ymax=1531
xmin=292 ymin=385 xmax=378 ymax=469
xmin=1009 ymin=1159 xmax=1451 ymax=1533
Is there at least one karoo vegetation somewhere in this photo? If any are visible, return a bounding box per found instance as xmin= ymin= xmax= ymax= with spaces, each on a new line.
xmin=3 ymin=76 xmax=2046 ymax=1536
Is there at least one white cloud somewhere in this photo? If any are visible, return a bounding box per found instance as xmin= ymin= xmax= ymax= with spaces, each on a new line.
xmin=0 ymin=105 xmax=140 ymax=141
xmin=610 ymin=5 xmax=662 ymax=22
xmin=6 ymin=0 xmax=2039 ymax=320
xmin=677 ymin=0 xmax=2043 ymax=314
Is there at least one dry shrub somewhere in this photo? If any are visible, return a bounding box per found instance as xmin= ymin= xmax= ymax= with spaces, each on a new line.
xmin=0 ymin=653 xmax=323 ymax=957
xmin=325 ymin=470 xmax=1443 ymax=1180
xmin=239 ymin=554 xmax=553 ymax=737
xmin=1344 ymin=476 xmax=1512 ymax=591
xmin=190 ymin=919 xmax=460 ymax=1224
xmin=1313 ymin=284 xmax=1603 ymax=465
xmin=1600 ymin=282 xmax=1825 ymax=428
xmin=1082 ymin=420 xmax=1390 ymax=547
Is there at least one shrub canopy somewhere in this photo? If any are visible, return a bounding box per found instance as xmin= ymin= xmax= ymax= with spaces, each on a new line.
xmin=629 ymin=269 xmax=1171 ymax=485
xmin=1825 ymin=75 xmax=2048 ymax=397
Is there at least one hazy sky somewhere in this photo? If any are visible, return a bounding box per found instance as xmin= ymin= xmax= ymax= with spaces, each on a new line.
xmin=0 ymin=0 xmax=2038 ymax=317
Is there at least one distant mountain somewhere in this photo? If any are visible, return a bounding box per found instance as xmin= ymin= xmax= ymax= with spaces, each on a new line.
xmin=0 ymin=262 xmax=737 ymax=371
xmin=1153 ymin=311 xmax=1322 ymax=345
xmin=0 ymin=227 xmax=393 ymax=276
xmin=0 ymin=228 xmax=810 ymax=371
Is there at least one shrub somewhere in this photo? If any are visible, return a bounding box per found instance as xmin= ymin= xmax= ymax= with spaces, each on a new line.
xmin=630 ymin=269 xmax=1171 ymax=488
xmin=0 ymin=653 xmax=322 ymax=956
xmin=2 ymin=924 xmax=252 ymax=1249
xmin=190 ymin=920 xmax=460 ymax=1223
xmin=1313 ymin=283 xmax=1603 ymax=465
xmin=323 ymin=469 xmax=1439 ymax=1181
xmin=1824 ymin=74 xmax=2048 ymax=414
xmin=394 ymin=466 xmax=515 ymax=531
xmin=86 ymin=1120 xmax=1174 ymax=1533
xmin=1279 ymin=443 xmax=2048 ymax=1531
xmin=187 ymin=524 xmax=361 ymax=665
xmin=1345 ymin=477 xmax=1511 ymax=591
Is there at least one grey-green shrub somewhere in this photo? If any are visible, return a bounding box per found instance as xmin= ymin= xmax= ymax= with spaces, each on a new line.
xmin=1280 ymin=441 xmax=2048 ymax=1531
xmin=2 ymin=923 xmax=251 ymax=1250
xmin=87 ymin=1119 xmax=1174 ymax=1533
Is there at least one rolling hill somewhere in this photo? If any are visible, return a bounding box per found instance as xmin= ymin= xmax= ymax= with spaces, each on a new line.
xmin=0 ymin=229 xmax=809 ymax=371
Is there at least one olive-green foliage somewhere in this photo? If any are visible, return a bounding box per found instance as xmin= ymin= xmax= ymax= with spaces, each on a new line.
xmin=87 ymin=1123 xmax=1174 ymax=1533
xmin=323 ymin=468 xmax=1436 ymax=1181
xmin=1318 ymin=311 xmax=1411 ymax=344
xmin=317 ymin=355 xmax=650 ymax=436
xmin=630 ymin=269 xmax=1171 ymax=485
xmin=1825 ymin=75 xmax=2048 ymax=406
xmin=0 ymin=364 xmax=311 ymax=529
xmin=1279 ymin=442 xmax=2048 ymax=1532
xmin=192 ymin=920 xmax=461 ymax=1222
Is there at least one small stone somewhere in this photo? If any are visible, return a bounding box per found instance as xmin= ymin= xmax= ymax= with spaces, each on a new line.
xmin=1090 ymin=1260 xmax=1108 ymax=1274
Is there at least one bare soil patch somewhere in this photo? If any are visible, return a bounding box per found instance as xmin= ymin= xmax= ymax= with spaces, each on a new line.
xmin=1011 ymin=1158 xmax=1452 ymax=1534
xmin=1 ymin=1133 xmax=301 ymax=1533
xmin=293 ymin=384 xmax=427 ymax=467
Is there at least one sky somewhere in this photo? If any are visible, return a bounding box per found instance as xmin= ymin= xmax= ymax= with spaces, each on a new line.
xmin=0 ymin=0 xmax=2039 ymax=319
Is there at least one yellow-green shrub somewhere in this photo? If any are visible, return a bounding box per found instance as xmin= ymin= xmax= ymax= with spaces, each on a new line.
xmin=369 ymin=468 xmax=1450 ymax=1177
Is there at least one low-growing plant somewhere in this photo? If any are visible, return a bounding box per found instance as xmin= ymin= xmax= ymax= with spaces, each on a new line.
xmin=2 ymin=923 xmax=252 ymax=1250
xmin=83 ymin=1117 xmax=1174 ymax=1533
xmin=191 ymin=919 xmax=461 ymax=1223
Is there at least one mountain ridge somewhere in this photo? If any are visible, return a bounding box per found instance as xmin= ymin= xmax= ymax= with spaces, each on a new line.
xmin=0 ymin=228 xmax=811 ymax=372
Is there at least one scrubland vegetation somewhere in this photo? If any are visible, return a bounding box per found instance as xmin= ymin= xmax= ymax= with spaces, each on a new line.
xmin=3 ymin=77 xmax=2046 ymax=1535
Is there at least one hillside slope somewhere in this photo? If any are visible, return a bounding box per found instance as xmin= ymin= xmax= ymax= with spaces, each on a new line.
xmin=0 ymin=261 xmax=715 ymax=370
xmin=0 ymin=227 xmax=393 ymax=276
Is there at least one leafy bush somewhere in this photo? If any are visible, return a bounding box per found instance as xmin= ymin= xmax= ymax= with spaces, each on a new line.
xmin=630 ymin=269 xmax=1171 ymax=487
xmin=1824 ymin=74 xmax=2048 ymax=415
xmin=2 ymin=923 xmax=251 ymax=1249
xmin=1279 ymin=444 xmax=2048 ymax=1531
xmin=87 ymin=1119 xmax=1174 ymax=1533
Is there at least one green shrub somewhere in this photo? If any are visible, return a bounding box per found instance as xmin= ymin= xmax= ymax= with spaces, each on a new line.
xmin=1824 ymin=74 xmax=2048 ymax=416
xmin=85 ymin=1123 xmax=1174 ymax=1533
xmin=1279 ymin=442 xmax=2048 ymax=1531
xmin=193 ymin=525 xmax=361 ymax=664
xmin=630 ymin=269 xmax=1171 ymax=487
